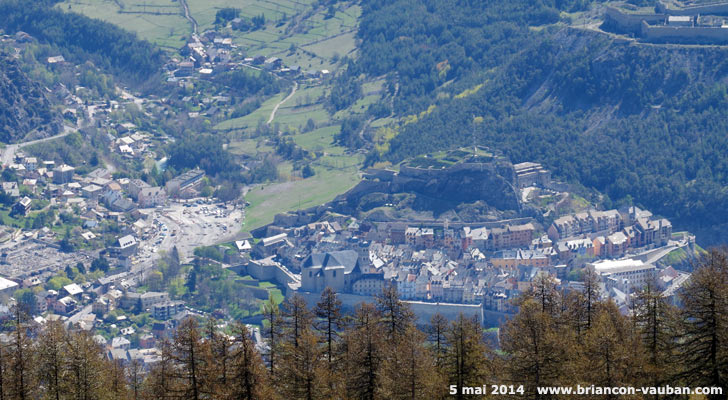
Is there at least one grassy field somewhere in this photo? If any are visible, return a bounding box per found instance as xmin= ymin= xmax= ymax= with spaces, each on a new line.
xmin=242 ymin=153 xmax=362 ymax=231
xmin=292 ymin=125 xmax=341 ymax=153
xmin=214 ymin=90 xmax=286 ymax=131
xmin=59 ymin=0 xmax=190 ymax=50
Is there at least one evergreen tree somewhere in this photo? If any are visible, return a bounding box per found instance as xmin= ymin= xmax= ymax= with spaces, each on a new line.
xmin=229 ymin=323 xmax=275 ymax=400
xmin=376 ymin=284 xmax=414 ymax=337
xmin=677 ymin=249 xmax=728 ymax=397
xmin=8 ymin=307 xmax=34 ymax=400
xmin=37 ymin=320 xmax=68 ymax=400
xmin=343 ymin=303 xmax=384 ymax=400
xmin=428 ymin=313 xmax=449 ymax=370
xmin=314 ymin=287 xmax=343 ymax=366
xmin=580 ymin=302 xmax=643 ymax=396
xmin=501 ymin=299 xmax=571 ymax=399
xmin=444 ymin=314 xmax=492 ymax=400
xmin=632 ymin=278 xmax=678 ymax=392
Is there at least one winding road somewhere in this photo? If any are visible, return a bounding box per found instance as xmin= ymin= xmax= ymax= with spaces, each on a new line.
xmin=1 ymin=126 xmax=75 ymax=167
xmin=178 ymin=0 xmax=198 ymax=36
xmin=267 ymin=81 xmax=298 ymax=125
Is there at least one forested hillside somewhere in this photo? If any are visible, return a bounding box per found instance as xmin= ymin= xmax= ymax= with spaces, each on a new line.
xmin=0 ymin=53 xmax=60 ymax=142
xmin=0 ymin=0 xmax=165 ymax=85
xmin=353 ymin=0 xmax=728 ymax=243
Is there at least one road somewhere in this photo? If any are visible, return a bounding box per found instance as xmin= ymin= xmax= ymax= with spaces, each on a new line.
xmin=267 ymin=81 xmax=298 ymax=125
xmin=1 ymin=126 xmax=75 ymax=166
xmin=179 ymin=0 xmax=198 ymax=36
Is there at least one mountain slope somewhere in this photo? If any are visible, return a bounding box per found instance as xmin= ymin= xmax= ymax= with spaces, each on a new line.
xmin=385 ymin=29 xmax=728 ymax=243
xmin=351 ymin=0 xmax=728 ymax=243
xmin=0 ymin=54 xmax=60 ymax=143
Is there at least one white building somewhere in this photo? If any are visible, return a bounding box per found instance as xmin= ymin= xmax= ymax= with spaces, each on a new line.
xmin=588 ymin=258 xmax=656 ymax=294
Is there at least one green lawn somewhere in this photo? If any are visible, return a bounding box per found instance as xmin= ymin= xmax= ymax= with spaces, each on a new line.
xmin=242 ymin=156 xmax=362 ymax=231
xmin=292 ymin=125 xmax=341 ymax=153
xmin=214 ymin=91 xmax=286 ymax=131
xmin=59 ymin=0 xmax=190 ymax=50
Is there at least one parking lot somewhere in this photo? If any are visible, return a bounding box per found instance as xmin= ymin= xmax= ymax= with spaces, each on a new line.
xmin=132 ymin=199 xmax=243 ymax=273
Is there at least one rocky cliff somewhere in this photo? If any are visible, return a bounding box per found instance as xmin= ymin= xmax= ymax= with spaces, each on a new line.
xmin=0 ymin=54 xmax=60 ymax=143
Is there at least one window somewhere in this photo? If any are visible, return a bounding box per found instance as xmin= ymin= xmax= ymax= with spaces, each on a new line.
xmin=309 ymin=271 xmax=312 ymax=277
xmin=333 ymin=270 xmax=336 ymax=278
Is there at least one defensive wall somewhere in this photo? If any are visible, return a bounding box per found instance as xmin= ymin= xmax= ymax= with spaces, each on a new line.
xmin=296 ymin=291 xmax=513 ymax=328
xmin=641 ymin=21 xmax=728 ymax=42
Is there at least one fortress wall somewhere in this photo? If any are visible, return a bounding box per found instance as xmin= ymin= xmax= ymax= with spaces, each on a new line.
xmin=296 ymin=291 xmax=488 ymax=325
xmin=657 ymin=2 xmax=728 ymax=15
xmin=606 ymin=7 xmax=667 ymax=31
xmin=642 ymin=22 xmax=728 ymax=42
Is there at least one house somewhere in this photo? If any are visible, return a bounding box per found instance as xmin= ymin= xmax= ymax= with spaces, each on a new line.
xmin=53 ymin=164 xmax=75 ymax=184
xmin=109 ymin=235 xmax=138 ymax=258
xmin=165 ymin=169 xmax=204 ymax=196
xmin=152 ymin=301 xmax=185 ymax=320
xmin=177 ymin=61 xmax=194 ymax=76
xmin=462 ymin=226 xmax=488 ymax=250
xmin=300 ymin=250 xmax=362 ymax=293
xmin=121 ymin=291 xmax=170 ymax=311
xmin=489 ymin=223 xmax=535 ymax=250
xmin=351 ymin=273 xmax=386 ymax=296
xmin=111 ymin=337 xmax=131 ymax=350
xmin=1 ymin=182 xmax=19 ymax=198
xmin=11 ymin=197 xmax=32 ymax=217
xmin=63 ymin=283 xmax=83 ymax=297
xmin=108 ymin=197 xmax=136 ymax=213
xmin=23 ymin=157 xmax=37 ymax=171
xmin=81 ymin=184 xmax=103 ymax=199
xmin=53 ymin=296 xmax=77 ymax=315
xmin=490 ymin=249 xmax=551 ymax=269
xmin=126 ymin=179 xmax=151 ymax=200
xmin=548 ymin=210 xmax=622 ymax=241
xmin=137 ymin=186 xmax=167 ymax=208
xmin=0 ymin=277 xmax=19 ymax=298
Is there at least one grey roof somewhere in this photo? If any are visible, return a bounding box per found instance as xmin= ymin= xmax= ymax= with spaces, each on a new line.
xmin=302 ymin=250 xmax=360 ymax=275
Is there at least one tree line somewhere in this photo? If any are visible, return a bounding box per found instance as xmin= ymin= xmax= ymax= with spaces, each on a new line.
xmin=0 ymin=0 xmax=165 ymax=85
xmin=3 ymin=247 xmax=728 ymax=399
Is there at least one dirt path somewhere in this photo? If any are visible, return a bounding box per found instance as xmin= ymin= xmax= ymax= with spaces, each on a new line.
xmin=267 ymin=81 xmax=298 ymax=125
xmin=179 ymin=0 xmax=198 ymax=35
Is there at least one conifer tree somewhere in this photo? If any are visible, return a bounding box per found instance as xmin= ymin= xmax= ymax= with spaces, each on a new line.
xmin=281 ymin=294 xmax=313 ymax=349
xmin=127 ymin=359 xmax=144 ymax=400
xmin=37 ymin=320 xmax=68 ymax=400
xmin=444 ymin=314 xmax=492 ymax=400
xmin=262 ymin=296 xmax=282 ymax=375
xmin=64 ymin=330 xmax=106 ymax=400
xmin=427 ymin=313 xmax=449 ymax=369
xmin=501 ymin=299 xmax=571 ymax=399
xmin=376 ymin=284 xmax=414 ymax=337
xmin=8 ymin=306 xmax=34 ymax=400
xmin=677 ymin=248 xmax=728 ymax=397
xmin=229 ymin=322 xmax=275 ymax=400
xmin=580 ymin=302 xmax=643 ymax=394
xmin=343 ymin=303 xmax=384 ymax=400
xmin=314 ymin=287 xmax=343 ymax=366
xmin=164 ymin=317 xmax=209 ymax=400
xmin=380 ymin=325 xmax=443 ymax=400
xmin=632 ymin=278 xmax=678 ymax=392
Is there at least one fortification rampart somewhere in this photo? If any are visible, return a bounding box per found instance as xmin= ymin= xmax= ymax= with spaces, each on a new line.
xmin=642 ymin=21 xmax=728 ymax=42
